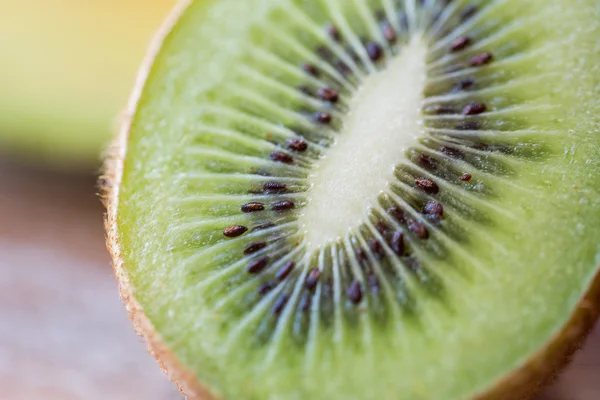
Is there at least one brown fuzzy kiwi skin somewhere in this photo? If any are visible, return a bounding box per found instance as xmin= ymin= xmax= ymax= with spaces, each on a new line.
xmin=101 ymin=0 xmax=600 ymax=399
xmin=473 ymin=271 xmax=600 ymax=400
xmin=102 ymin=0 xmax=215 ymax=399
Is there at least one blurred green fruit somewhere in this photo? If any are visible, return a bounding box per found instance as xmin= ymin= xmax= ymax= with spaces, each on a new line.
xmin=0 ymin=0 xmax=174 ymax=168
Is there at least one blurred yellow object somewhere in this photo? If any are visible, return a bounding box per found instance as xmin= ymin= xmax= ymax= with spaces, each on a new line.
xmin=0 ymin=0 xmax=174 ymax=168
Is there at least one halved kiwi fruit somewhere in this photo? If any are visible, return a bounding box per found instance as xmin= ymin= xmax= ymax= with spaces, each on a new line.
xmin=0 ymin=0 xmax=173 ymax=167
xmin=104 ymin=0 xmax=600 ymax=399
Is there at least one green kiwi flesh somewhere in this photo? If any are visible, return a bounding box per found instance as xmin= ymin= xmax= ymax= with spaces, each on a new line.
xmin=108 ymin=0 xmax=600 ymax=399
xmin=0 ymin=0 xmax=173 ymax=167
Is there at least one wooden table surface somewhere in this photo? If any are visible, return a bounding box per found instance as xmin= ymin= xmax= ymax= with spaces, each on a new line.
xmin=0 ymin=161 xmax=598 ymax=400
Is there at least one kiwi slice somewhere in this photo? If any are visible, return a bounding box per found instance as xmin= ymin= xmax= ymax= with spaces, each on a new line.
xmin=105 ymin=0 xmax=600 ymax=399
xmin=0 ymin=0 xmax=173 ymax=167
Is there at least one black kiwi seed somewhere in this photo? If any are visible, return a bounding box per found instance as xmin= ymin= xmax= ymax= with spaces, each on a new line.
xmin=453 ymin=78 xmax=475 ymax=92
xmin=244 ymin=242 xmax=267 ymax=255
xmin=375 ymin=221 xmax=390 ymax=234
xmin=469 ymin=52 xmax=493 ymax=67
xmin=415 ymin=178 xmax=440 ymax=194
xmin=327 ymin=23 xmax=341 ymax=41
xmin=276 ymin=261 xmax=295 ymax=281
xmin=347 ymin=280 xmax=363 ymax=304
xmin=382 ymin=22 xmax=397 ymax=43
xmin=305 ymin=268 xmax=321 ymax=290
xmin=369 ymin=239 xmax=385 ymax=260
xmin=460 ymin=173 xmax=473 ymax=182
xmin=440 ymin=146 xmax=465 ymax=160
xmin=390 ymin=231 xmax=405 ymax=255
xmin=462 ymin=102 xmax=487 ymax=115
xmin=302 ymin=63 xmax=319 ymax=76
xmin=270 ymin=151 xmax=294 ymax=164
xmin=223 ymin=225 xmax=248 ymax=237
xmin=388 ymin=206 xmax=406 ymax=223
xmin=272 ymin=200 xmax=295 ymax=211
xmin=366 ymin=41 xmax=383 ymax=61
xmin=241 ymin=202 xmax=265 ymax=213
xmin=287 ymin=138 xmax=308 ymax=152
xmin=423 ymin=201 xmax=444 ymax=218
xmin=418 ymin=153 xmax=438 ymax=170
xmin=272 ymin=294 xmax=289 ymax=315
xmin=248 ymin=256 xmax=269 ymax=274
xmin=317 ymin=87 xmax=339 ymax=103
xmin=263 ymin=181 xmax=288 ymax=193
xmin=258 ymin=282 xmax=274 ymax=295
xmin=450 ymin=36 xmax=471 ymax=52
xmin=409 ymin=220 xmax=429 ymax=239
xmin=356 ymin=247 xmax=367 ymax=262
xmin=314 ymin=112 xmax=332 ymax=124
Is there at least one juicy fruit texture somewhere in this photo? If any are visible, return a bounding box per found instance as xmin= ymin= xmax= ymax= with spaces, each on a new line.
xmin=0 ymin=0 xmax=174 ymax=166
xmin=110 ymin=0 xmax=600 ymax=399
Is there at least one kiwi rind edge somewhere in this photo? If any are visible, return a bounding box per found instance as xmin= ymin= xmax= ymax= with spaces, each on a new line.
xmin=101 ymin=0 xmax=600 ymax=399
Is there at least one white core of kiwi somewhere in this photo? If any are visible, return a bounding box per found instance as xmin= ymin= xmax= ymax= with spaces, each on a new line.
xmin=300 ymin=36 xmax=428 ymax=252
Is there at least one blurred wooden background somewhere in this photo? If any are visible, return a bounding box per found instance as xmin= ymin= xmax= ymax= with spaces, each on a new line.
xmin=0 ymin=161 xmax=597 ymax=400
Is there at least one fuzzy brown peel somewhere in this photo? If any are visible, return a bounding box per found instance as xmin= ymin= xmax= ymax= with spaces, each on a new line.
xmin=102 ymin=0 xmax=215 ymax=398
